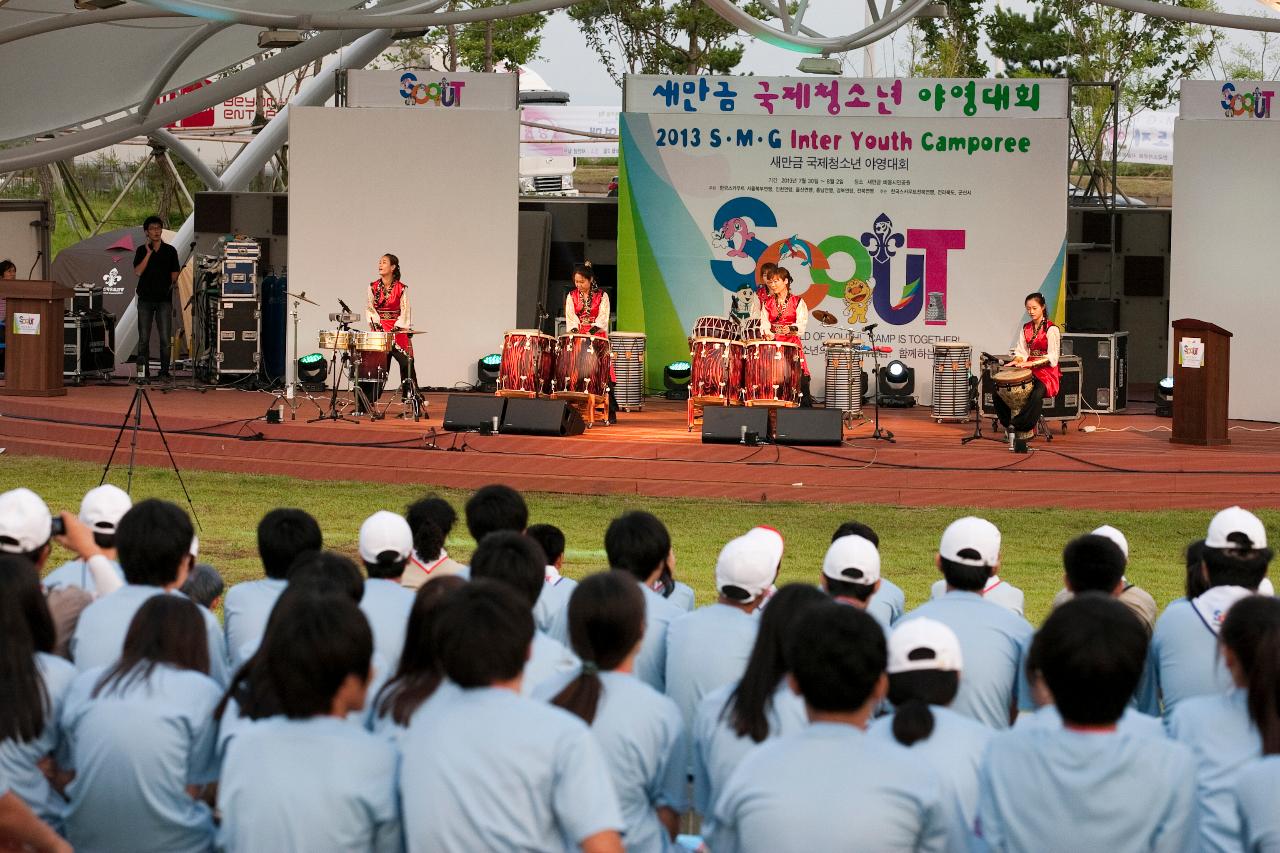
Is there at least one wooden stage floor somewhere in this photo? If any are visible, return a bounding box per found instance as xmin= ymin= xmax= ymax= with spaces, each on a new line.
xmin=2 ymin=382 xmax=1279 ymax=509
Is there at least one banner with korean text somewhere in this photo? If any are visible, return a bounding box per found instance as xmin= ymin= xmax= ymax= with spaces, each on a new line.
xmin=617 ymin=75 xmax=1069 ymax=403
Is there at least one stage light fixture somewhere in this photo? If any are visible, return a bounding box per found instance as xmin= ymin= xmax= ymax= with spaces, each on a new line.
xmin=258 ymin=29 xmax=306 ymax=49
xmin=877 ymin=359 xmax=916 ymax=407
xmin=476 ymin=354 xmax=502 ymax=392
xmin=297 ymin=352 xmax=327 ymax=388
xmin=663 ymin=361 xmax=692 ymax=400
xmin=1155 ymin=376 xmax=1173 ymax=417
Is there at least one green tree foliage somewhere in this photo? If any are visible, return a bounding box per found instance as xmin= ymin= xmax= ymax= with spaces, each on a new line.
xmin=986 ymin=6 xmax=1072 ymax=78
xmin=457 ymin=1 xmax=548 ymax=72
xmin=909 ymin=0 xmax=988 ymax=77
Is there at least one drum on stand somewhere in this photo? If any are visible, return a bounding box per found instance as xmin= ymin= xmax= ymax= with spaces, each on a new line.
xmin=692 ymin=315 xmax=739 ymax=341
xmin=608 ymin=332 xmax=646 ymax=411
xmin=689 ymin=338 xmax=745 ymax=405
xmin=553 ymin=333 xmax=610 ymax=398
xmin=497 ymin=330 xmax=555 ymax=397
xmin=740 ymin=318 xmax=764 ymax=341
xmin=355 ymin=351 xmax=388 ymax=413
xmin=742 ymin=340 xmax=801 ymax=407
xmin=822 ymin=338 xmax=863 ymax=418
xmin=931 ymin=342 xmax=973 ymax=422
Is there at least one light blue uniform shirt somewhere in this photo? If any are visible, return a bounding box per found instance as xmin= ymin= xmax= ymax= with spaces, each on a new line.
xmin=400 ymin=686 xmax=624 ymax=852
xmin=60 ymin=663 xmax=222 ymax=853
xmin=900 ymin=592 xmax=1033 ymax=728
xmin=533 ymin=573 xmax=578 ymax=637
xmin=361 ymin=578 xmax=415 ymax=672
xmin=1167 ymin=688 xmax=1261 ymax=853
xmin=536 ymin=670 xmax=688 ymax=853
xmin=669 ymin=581 xmax=696 ymax=612
xmin=217 ymin=715 xmax=402 ymax=853
xmin=222 ymin=577 xmax=287 ymax=668
xmin=870 ymin=576 xmax=906 ymax=623
xmin=691 ymin=681 xmax=809 ymax=820
xmin=1014 ymin=703 xmax=1167 ymax=740
xmin=665 ymin=604 xmax=759 ymax=730
xmin=930 ymin=576 xmax=1025 ymax=616
xmin=367 ymin=680 xmax=461 ymax=750
xmin=523 ymin=630 xmax=580 ymax=697
xmin=1141 ymin=598 xmax=1235 ymax=715
xmin=70 ymin=584 xmax=229 ymax=685
xmin=868 ymin=704 xmax=994 ymax=828
xmin=1235 ymin=756 xmax=1280 ymax=853
xmin=636 ymin=582 xmax=684 ymax=693
xmin=710 ymin=721 xmax=960 ymax=853
xmin=42 ymin=558 xmax=124 ymax=595
xmin=976 ymin=726 xmax=1197 ymax=853
xmin=0 ymin=653 xmax=76 ymax=828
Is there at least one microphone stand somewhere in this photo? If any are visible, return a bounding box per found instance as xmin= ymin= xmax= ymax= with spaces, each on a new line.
xmin=961 ymin=356 xmax=993 ymax=445
xmin=864 ymin=327 xmax=894 ymax=443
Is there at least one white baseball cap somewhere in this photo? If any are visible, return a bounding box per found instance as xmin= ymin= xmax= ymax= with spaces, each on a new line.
xmin=939 ymin=517 xmax=1001 ymax=567
xmin=822 ymin=534 xmax=881 ymax=584
xmin=1206 ymin=506 xmax=1268 ymax=550
xmin=1091 ymin=525 xmax=1129 ymax=561
xmin=189 ymin=534 xmax=200 ymax=560
xmin=715 ymin=531 xmax=779 ymax=600
xmin=359 ymin=511 xmax=414 ymax=563
xmin=0 ymin=488 xmax=53 ymax=554
xmin=79 ymin=485 xmax=132 ymax=534
xmin=888 ymin=618 xmax=964 ymax=674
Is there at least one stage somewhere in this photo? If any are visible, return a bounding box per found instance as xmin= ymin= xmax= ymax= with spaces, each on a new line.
xmin=1 ymin=383 xmax=1278 ymax=509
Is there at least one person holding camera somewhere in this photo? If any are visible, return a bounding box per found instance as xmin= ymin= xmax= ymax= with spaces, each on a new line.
xmin=132 ymin=215 xmax=180 ymax=383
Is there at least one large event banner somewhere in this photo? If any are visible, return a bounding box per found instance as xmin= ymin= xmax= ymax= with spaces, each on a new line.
xmin=617 ymin=75 xmax=1069 ymax=403
xmin=344 ymin=70 xmax=517 ymax=109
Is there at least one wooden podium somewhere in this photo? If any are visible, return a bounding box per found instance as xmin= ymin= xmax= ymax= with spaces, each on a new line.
xmin=1171 ymin=318 xmax=1231 ymax=446
xmin=0 ymin=279 xmax=73 ymax=397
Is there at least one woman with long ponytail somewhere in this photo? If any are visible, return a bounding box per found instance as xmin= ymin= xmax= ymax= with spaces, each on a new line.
xmin=690 ymin=584 xmax=827 ymax=825
xmin=540 ymin=572 xmax=686 ymax=850
xmin=1169 ymin=594 xmax=1280 ymax=853
xmin=0 ymin=557 xmax=75 ymax=831
xmin=1232 ymin=595 xmax=1280 ymax=850
xmin=866 ymin=617 xmax=992 ymax=827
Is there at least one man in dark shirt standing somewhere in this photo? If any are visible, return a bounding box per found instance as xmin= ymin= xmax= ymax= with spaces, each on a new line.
xmin=132 ymin=215 xmax=180 ymax=382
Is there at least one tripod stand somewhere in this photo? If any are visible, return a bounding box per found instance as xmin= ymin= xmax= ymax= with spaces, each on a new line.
xmin=266 ymin=291 xmax=324 ymax=421
xmin=863 ymin=328 xmax=895 ymax=443
xmin=101 ymin=384 xmax=200 ymax=525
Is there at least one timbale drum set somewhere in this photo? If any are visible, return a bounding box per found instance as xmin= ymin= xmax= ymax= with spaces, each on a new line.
xmin=312 ymin=313 xmax=425 ymax=422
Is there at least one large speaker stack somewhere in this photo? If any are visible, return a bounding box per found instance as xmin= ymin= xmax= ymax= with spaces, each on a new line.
xmin=63 ymin=284 xmax=115 ymax=383
xmin=441 ymin=395 xmax=586 ymax=436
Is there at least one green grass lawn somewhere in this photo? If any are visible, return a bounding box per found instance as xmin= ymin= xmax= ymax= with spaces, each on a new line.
xmin=3 ymin=454 xmax=1274 ymax=624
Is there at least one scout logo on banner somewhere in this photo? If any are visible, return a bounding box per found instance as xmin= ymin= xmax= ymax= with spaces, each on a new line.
xmin=616 ymin=75 xmax=1069 ymax=402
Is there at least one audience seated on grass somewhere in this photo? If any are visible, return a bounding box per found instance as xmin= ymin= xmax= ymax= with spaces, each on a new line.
xmin=217 ymin=590 xmax=401 ymax=853
xmin=357 ymin=511 xmax=417 ymax=673
xmin=1052 ymin=525 xmax=1157 ymax=634
xmin=1142 ymin=506 xmax=1273 ymax=715
xmin=868 ymin=617 xmax=993 ymax=828
xmin=539 ymin=572 xmax=688 ymax=853
xmin=401 ymin=495 xmax=466 ymax=588
xmin=831 ymin=521 xmax=905 ymax=626
xmin=1231 ymin=600 xmax=1280 ymax=853
xmin=604 ymin=511 xmax=684 ymax=692
xmin=666 ymin=528 xmax=775 ymax=731
xmin=41 ymin=485 xmax=130 ymax=595
xmin=223 ymin=508 xmax=321 ymax=667
xmin=1168 ymin=595 xmax=1279 ymax=853
xmin=61 ymin=596 xmax=222 ymax=853
xmin=975 ymin=594 xmax=1196 ymax=853
xmin=691 ymin=584 xmax=827 ymax=829
xmin=710 ymin=601 xmax=961 ymax=853
xmin=929 ymin=559 xmax=1025 ymax=617
xmin=180 ymin=564 xmax=224 ymax=612
xmin=463 ymin=484 xmax=528 ymax=565
xmin=70 ymin=499 xmax=228 ymax=685
xmin=902 ymin=516 xmax=1033 ymax=728
xmin=470 ymin=530 xmax=578 ymax=695
xmin=527 ymin=523 xmax=578 ymax=637
xmin=399 ymin=581 xmax=624 ymax=853
xmin=820 ymin=533 xmax=889 ymax=632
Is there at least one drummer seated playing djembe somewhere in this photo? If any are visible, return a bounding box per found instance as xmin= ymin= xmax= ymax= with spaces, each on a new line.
xmin=992 ymin=292 xmax=1061 ymax=447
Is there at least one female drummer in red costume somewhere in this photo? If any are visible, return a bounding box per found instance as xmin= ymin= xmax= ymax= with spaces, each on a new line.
xmin=993 ymin=291 xmax=1061 ymax=439
xmin=564 ymin=261 xmax=618 ymax=423
xmin=366 ymin=253 xmax=419 ymax=400
xmin=753 ymin=267 xmax=814 ymax=407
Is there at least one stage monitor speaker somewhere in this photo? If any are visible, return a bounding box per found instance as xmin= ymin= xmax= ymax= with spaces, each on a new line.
xmin=443 ymin=395 xmax=507 ymax=432
xmin=701 ymin=406 xmax=769 ymax=444
xmin=194 ymin=192 xmax=233 ymax=234
xmin=775 ymin=408 xmax=844 ymax=446
xmin=271 ymin=195 xmax=288 ymax=236
xmin=502 ymin=398 xmax=586 ymax=436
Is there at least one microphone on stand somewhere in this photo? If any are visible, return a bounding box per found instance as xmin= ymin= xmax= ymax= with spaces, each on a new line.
xmin=338 ymin=298 xmax=352 ymax=313
xmin=863 ymin=322 xmax=878 ymax=334
xmin=27 ymin=251 xmax=42 ymax=279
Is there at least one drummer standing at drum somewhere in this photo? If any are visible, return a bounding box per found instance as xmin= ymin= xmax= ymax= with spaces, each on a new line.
xmin=565 ymin=261 xmax=618 ymax=423
xmin=993 ymin=291 xmax=1061 ymax=441
xmin=367 ymin=253 xmax=419 ymax=401
xmin=754 ymin=267 xmax=814 ymax=407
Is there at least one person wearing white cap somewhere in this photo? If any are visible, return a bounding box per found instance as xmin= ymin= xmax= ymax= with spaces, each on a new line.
xmin=41 ymin=485 xmax=131 ymax=595
xmin=665 ymin=529 xmax=775 ymax=732
xmin=927 ymin=525 xmax=1025 ymax=618
xmin=1139 ymin=506 xmax=1273 ymax=716
xmin=900 ymin=517 xmax=1034 ymax=729
xmin=831 ymin=521 xmax=905 ymax=626
xmin=358 ymin=510 xmax=417 ymax=673
xmin=70 ymin=499 xmax=229 ymax=686
xmin=976 ymin=595 xmax=1197 ymax=852
xmin=820 ymin=534 xmax=890 ymax=633
xmin=1050 ymin=525 xmax=1158 ymax=634
xmin=709 ymin=603 xmax=963 ymax=853
xmin=866 ymin=619 xmax=993 ymax=828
